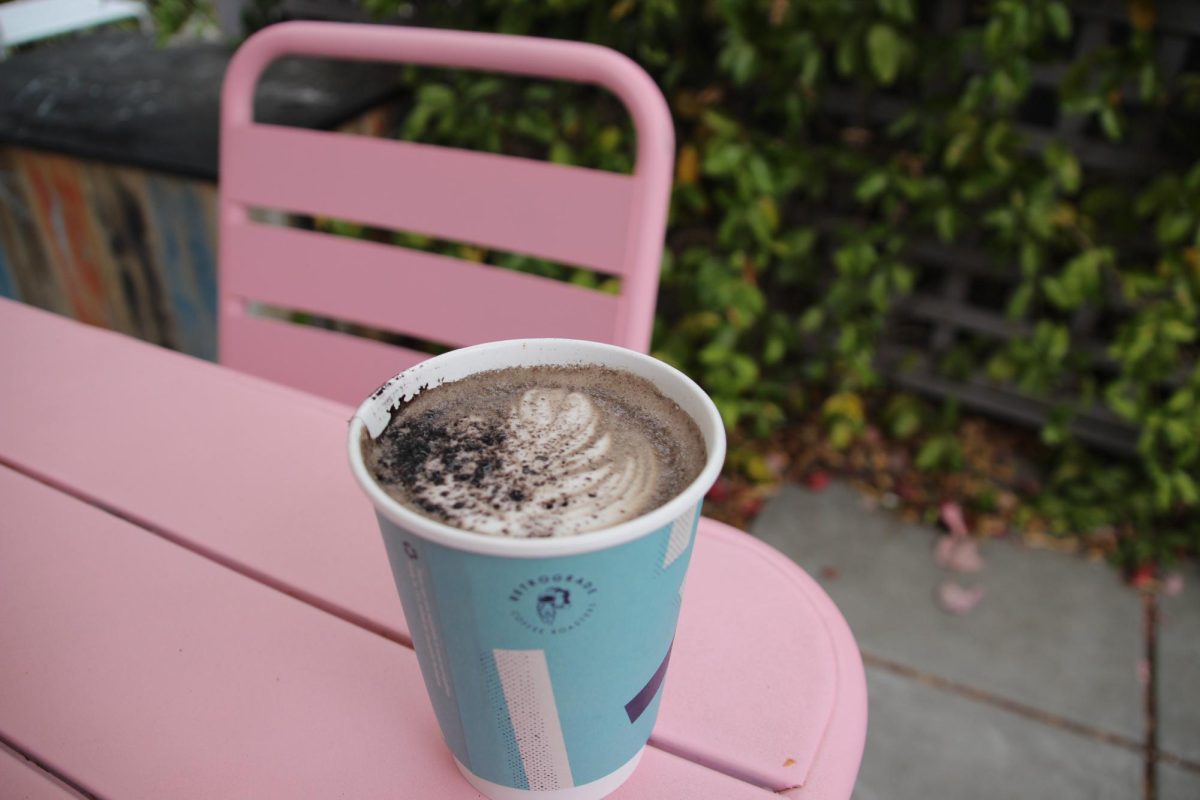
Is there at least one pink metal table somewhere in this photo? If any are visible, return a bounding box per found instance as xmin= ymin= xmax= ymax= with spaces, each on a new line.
xmin=0 ymin=298 xmax=867 ymax=798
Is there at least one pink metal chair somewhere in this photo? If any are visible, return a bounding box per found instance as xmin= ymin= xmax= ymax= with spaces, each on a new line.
xmin=218 ymin=21 xmax=674 ymax=405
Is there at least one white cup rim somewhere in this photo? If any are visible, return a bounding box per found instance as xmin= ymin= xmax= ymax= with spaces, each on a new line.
xmin=347 ymin=338 xmax=726 ymax=559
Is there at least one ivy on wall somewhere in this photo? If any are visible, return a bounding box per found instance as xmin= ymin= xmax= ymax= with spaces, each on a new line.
xmin=173 ymin=0 xmax=1198 ymax=567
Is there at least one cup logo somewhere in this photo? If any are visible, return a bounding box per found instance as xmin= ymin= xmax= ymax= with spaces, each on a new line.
xmin=536 ymin=587 xmax=570 ymax=624
xmin=509 ymin=574 xmax=598 ymax=634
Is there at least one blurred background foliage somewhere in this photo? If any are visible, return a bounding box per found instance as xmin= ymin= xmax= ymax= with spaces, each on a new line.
xmin=156 ymin=0 xmax=1200 ymax=572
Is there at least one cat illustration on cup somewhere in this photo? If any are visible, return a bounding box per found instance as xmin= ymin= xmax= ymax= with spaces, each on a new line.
xmin=537 ymin=587 xmax=571 ymax=624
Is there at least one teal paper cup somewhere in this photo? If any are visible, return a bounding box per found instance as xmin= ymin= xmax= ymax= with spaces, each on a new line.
xmin=348 ymin=339 xmax=725 ymax=800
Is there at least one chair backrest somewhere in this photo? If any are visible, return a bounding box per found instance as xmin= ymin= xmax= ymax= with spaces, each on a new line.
xmin=218 ymin=21 xmax=674 ymax=406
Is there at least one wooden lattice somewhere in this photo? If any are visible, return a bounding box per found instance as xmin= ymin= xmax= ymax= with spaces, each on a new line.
xmin=822 ymin=1 xmax=1200 ymax=454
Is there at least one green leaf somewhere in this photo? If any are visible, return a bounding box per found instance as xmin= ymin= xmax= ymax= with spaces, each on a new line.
xmin=934 ymin=206 xmax=956 ymax=242
xmin=991 ymin=70 xmax=1021 ymax=106
xmin=763 ymin=335 xmax=786 ymax=365
xmin=915 ymin=437 xmax=945 ymax=471
xmin=748 ymin=156 xmax=774 ymax=194
xmin=417 ymin=84 xmax=455 ymax=109
xmin=729 ymin=353 xmax=760 ymax=390
xmin=891 ymin=263 xmax=915 ymax=294
xmin=549 ymin=141 xmax=574 ymax=165
xmin=569 ymin=271 xmax=599 ymax=289
xmin=799 ymin=306 xmax=825 ymax=332
xmin=1157 ymin=212 xmax=1194 ymax=246
xmin=1048 ymin=324 xmax=1070 ymax=360
xmin=986 ymin=354 xmax=1016 ymax=382
xmin=1105 ymin=383 xmax=1140 ymax=420
xmin=891 ymin=408 xmax=921 ymax=439
xmin=1046 ymin=2 xmax=1072 ymax=39
xmin=1019 ymin=241 xmax=1041 ymax=276
xmin=720 ymin=37 xmax=757 ymax=85
xmin=866 ymin=23 xmax=904 ymax=85
xmin=835 ymin=35 xmax=858 ymax=77
xmin=1164 ymin=418 xmax=1192 ymax=448
xmin=1139 ymin=62 xmax=1158 ymax=102
xmin=698 ymin=340 xmax=731 ymax=365
xmin=943 ymin=131 xmax=973 ymax=169
xmin=1099 ymin=106 xmax=1123 ymax=141
xmin=829 ymin=420 xmax=856 ymax=450
xmin=856 ymin=172 xmax=889 ymax=203
xmin=597 ymin=126 xmax=622 ymax=153
xmin=877 ymin=0 xmax=915 ymax=22
xmin=1044 ymin=144 xmax=1081 ymax=193
xmin=1167 ymin=388 xmax=1194 ymax=413
xmin=704 ymin=142 xmax=743 ymax=175
xmin=1163 ymin=319 xmax=1196 ymax=342
xmin=700 ymin=109 xmax=740 ymax=136
xmin=983 ymin=18 xmax=1004 ymax=57
xmin=800 ymin=48 xmax=822 ymax=86
xmin=1175 ymin=471 xmax=1199 ymax=506
xmin=1007 ymin=283 xmax=1033 ymax=318
xmin=714 ymin=397 xmax=741 ymax=430
xmin=1041 ymin=419 xmax=1068 ymax=446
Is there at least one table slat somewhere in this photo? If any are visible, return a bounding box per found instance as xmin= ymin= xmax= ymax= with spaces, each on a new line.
xmin=0 ymin=298 xmax=405 ymax=642
xmin=0 ymin=743 xmax=85 ymax=800
xmin=0 ymin=466 xmax=774 ymax=799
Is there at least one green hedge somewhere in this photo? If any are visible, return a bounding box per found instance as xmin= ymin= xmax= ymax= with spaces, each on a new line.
xmin=218 ymin=1 xmax=1200 ymax=567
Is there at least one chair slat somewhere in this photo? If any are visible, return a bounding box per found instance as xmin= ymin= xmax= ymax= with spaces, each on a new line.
xmin=222 ymin=125 xmax=634 ymax=273
xmin=222 ymin=222 xmax=621 ymax=350
xmin=222 ymin=313 xmax=427 ymax=407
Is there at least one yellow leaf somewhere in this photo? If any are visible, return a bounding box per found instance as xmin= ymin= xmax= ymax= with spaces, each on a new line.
xmin=745 ymin=453 xmax=773 ymax=483
xmin=1128 ymin=0 xmax=1156 ymax=31
xmin=768 ymin=0 xmax=789 ymax=26
xmin=830 ymin=420 xmax=856 ymax=450
xmin=673 ymin=91 xmax=703 ymax=119
xmin=676 ymin=144 xmax=700 ymax=186
xmin=757 ymin=196 xmax=779 ymax=230
xmin=823 ymin=391 xmax=865 ymax=423
xmin=1184 ymin=247 xmax=1198 ymax=272
xmin=598 ymin=126 xmax=622 ymax=153
xmin=1048 ymin=202 xmax=1077 ymax=229
xmin=610 ymin=0 xmax=636 ymax=22
xmin=458 ymin=246 xmax=487 ymax=262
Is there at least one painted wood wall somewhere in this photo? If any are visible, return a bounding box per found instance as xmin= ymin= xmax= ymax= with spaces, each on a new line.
xmin=0 ymin=146 xmax=218 ymax=359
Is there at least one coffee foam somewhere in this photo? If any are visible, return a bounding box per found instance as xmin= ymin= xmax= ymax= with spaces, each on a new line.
xmin=363 ymin=366 xmax=706 ymax=537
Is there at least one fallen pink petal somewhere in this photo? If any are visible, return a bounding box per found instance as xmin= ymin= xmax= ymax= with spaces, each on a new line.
xmin=935 ymin=536 xmax=985 ymax=573
xmin=940 ymin=501 xmax=970 ymax=538
xmin=938 ymin=581 xmax=985 ymax=614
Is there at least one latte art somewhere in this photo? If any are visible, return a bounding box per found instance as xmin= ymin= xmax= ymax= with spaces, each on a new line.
xmin=502 ymin=387 xmax=659 ymax=532
xmin=362 ymin=365 xmax=706 ymax=537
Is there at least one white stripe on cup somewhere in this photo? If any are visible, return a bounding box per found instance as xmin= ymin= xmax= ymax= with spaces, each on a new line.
xmin=663 ymin=507 xmax=696 ymax=568
xmin=493 ymin=649 xmax=574 ymax=790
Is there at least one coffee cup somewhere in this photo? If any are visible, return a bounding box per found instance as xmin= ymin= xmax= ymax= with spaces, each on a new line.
xmin=347 ymin=339 xmax=725 ymax=800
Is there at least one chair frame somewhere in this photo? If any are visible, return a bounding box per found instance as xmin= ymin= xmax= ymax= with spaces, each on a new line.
xmin=218 ymin=21 xmax=675 ymax=404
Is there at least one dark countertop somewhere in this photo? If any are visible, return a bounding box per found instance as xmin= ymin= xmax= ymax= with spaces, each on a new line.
xmin=0 ymin=30 xmax=403 ymax=180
